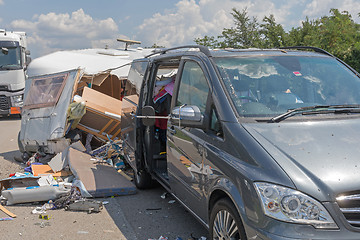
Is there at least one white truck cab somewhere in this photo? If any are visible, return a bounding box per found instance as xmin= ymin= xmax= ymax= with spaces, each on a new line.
xmin=0 ymin=29 xmax=31 ymax=116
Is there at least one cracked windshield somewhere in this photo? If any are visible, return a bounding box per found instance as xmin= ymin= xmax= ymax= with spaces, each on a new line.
xmin=215 ymin=55 xmax=360 ymax=117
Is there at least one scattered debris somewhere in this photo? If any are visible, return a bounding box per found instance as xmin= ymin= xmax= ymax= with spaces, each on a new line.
xmin=68 ymin=147 xmax=136 ymax=198
xmin=32 ymin=164 xmax=72 ymax=177
xmin=2 ymin=183 xmax=71 ymax=205
xmin=64 ymin=199 xmax=103 ymax=214
xmin=38 ymin=214 xmax=51 ymax=220
xmin=146 ymin=208 xmax=162 ymax=211
xmin=160 ymin=192 xmax=169 ymax=199
xmin=0 ymin=174 xmax=39 ymax=190
xmin=148 ymin=236 xmax=168 ymax=240
xmin=0 ymin=205 xmax=16 ymax=218
xmin=35 ymin=222 xmax=51 ymax=228
xmin=53 ymin=186 xmax=82 ymax=209
xmin=190 ymin=233 xmax=207 ymax=240
xmin=31 ymin=207 xmax=46 ymax=215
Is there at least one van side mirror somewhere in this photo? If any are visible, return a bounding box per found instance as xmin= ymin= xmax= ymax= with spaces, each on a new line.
xmin=170 ymin=105 xmax=204 ymax=128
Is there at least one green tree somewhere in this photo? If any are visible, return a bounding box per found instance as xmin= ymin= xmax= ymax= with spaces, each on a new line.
xmin=218 ymin=8 xmax=261 ymax=48
xmin=150 ymin=43 xmax=166 ymax=48
xmin=193 ymin=8 xmax=360 ymax=73
xmin=194 ymin=35 xmax=218 ymax=48
xmin=259 ymin=14 xmax=287 ymax=48
xmin=318 ymin=9 xmax=357 ymax=59
xmin=287 ymin=17 xmax=320 ymax=46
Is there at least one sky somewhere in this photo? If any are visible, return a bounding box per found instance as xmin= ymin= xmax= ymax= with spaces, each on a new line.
xmin=0 ymin=0 xmax=359 ymax=58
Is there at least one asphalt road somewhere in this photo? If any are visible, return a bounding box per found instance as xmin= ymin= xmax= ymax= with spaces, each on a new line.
xmin=0 ymin=116 xmax=208 ymax=240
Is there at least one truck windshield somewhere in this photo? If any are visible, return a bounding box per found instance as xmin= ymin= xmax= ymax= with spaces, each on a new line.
xmin=214 ymin=55 xmax=360 ymax=117
xmin=0 ymin=41 xmax=22 ymax=70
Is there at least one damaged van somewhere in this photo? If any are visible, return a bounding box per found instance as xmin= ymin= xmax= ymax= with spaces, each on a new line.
xmin=121 ymin=45 xmax=360 ymax=239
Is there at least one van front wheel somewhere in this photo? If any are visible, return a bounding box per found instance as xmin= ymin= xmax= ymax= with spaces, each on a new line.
xmin=210 ymin=198 xmax=246 ymax=240
xmin=134 ymin=169 xmax=153 ymax=189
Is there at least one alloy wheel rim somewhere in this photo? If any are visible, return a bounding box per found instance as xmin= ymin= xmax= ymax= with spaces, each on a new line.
xmin=213 ymin=209 xmax=239 ymax=240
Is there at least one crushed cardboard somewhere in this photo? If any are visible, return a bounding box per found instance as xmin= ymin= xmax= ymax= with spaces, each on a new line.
xmin=0 ymin=175 xmax=40 ymax=190
xmin=31 ymin=165 xmax=72 ymax=177
xmin=76 ymin=87 xmax=123 ymax=141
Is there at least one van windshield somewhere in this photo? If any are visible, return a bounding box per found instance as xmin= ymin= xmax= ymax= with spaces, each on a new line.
xmin=214 ymin=55 xmax=360 ymax=117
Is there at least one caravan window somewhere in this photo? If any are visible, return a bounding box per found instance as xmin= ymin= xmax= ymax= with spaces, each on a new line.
xmin=24 ymin=73 xmax=69 ymax=109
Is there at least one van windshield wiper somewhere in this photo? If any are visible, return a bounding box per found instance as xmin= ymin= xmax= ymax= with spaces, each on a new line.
xmin=269 ymin=104 xmax=360 ymax=123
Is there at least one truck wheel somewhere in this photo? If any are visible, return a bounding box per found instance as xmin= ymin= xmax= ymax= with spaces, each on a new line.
xmin=209 ymin=198 xmax=246 ymax=240
xmin=134 ymin=169 xmax=153 ymax=189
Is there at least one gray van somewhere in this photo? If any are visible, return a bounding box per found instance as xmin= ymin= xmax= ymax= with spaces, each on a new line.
xmin=121 ymin=46 xmax=360 ymax=239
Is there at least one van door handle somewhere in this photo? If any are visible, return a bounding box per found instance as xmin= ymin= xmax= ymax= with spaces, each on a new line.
xmin=168 ymin=126 xmax=176 ymax=135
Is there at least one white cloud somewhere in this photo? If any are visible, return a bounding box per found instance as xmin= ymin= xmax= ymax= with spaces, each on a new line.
xmin=135 ymin=0 xmax=309 ymax=47
xmin=303 ymin=0 xmax=360 ymax=22
xmin=137 ymin=0 xmax=209 ymax=47
xmin=10 ymin=9 xmax=120 ymax=57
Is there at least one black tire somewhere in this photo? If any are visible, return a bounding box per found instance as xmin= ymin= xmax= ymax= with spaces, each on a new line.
xmin=210 ymin=198 xmax=247 ymax=240
xmin=134 ymin=169 xmax=153 ymax=189
xmin=17 ymin=131 xmax=25 ymax=153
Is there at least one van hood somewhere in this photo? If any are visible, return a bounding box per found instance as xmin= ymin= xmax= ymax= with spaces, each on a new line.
xmin=243 ymin=118 xmax=360 ymax=201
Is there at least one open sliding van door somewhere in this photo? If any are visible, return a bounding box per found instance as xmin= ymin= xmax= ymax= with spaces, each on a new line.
xmin=121 ymin=59 xmax=150 ymax=172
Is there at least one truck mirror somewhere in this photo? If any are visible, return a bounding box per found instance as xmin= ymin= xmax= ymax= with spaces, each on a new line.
xmin=141 ymin=106 xmax=156 ymax=126
xmin=25 ymin=50 xmax=31 ymax=55
xmin=25 ymin=56 xmax=32 ymax=66
xmin=1 ymin=47 xmax=8 ymax=55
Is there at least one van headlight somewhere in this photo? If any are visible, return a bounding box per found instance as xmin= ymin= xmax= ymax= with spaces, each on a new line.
xmin=254 ymin=182 xmax=338 ymax=229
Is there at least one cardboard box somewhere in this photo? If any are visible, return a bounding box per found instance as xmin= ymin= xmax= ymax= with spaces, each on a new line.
xmin=77 ymin=87 xmax=123 ymax=141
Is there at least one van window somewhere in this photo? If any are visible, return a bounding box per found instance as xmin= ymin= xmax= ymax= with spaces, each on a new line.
xmin=210 ymin=106 xmax=223 ymax=138
xmin=176 ymin=61 xmax=209 ymax=114
xmin=126 ymin=61 xmax=148 ymax=95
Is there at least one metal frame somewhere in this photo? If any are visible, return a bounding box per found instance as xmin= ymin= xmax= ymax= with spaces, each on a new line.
xmin=145 ymin=45 xmax=211 ymax=58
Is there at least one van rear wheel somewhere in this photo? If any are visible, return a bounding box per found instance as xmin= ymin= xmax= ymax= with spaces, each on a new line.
xmin=134 ymin=169 xmax=153 ymax=189
xmin=210 ymin=198 xmax=246 ymax=240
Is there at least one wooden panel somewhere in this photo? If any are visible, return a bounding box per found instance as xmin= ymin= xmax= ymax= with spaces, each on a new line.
xmin=81 ymin=87 xmax=122 ymax=115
